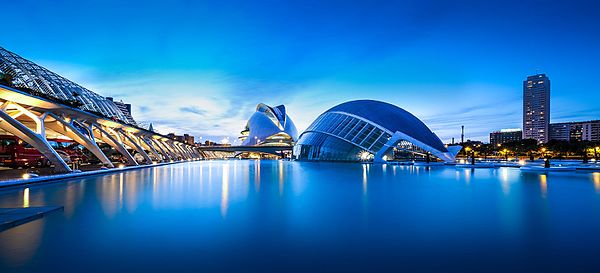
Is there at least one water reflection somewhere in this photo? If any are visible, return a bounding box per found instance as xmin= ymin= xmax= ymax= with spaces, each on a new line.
xmin=500 ymin=168 xmax=510 ymax=195
xmin=279 ymin=160 xmax=284 ymax=195
xmin=254 ymin=161 xmax=261 ymax=192
xmin=2 ymin=161 xmax=600 ymax=272
xmin=0 ymin=220 xmax=44 ymax=267
xmin=23 ymin=188 xmax=29 ymax=208
xmin=540 ymin=174 xmax=548 ymax=198
xmin=362 ymin=164 xmax=368 ymax=195
xmin=221 ymin=163 xmax=229 ymax=217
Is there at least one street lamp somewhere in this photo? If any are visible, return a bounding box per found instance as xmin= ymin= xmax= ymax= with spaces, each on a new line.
xmin=465 ymin=147 xmax=475 ymax=165
xmin=503 ymin=149 xmax=508 ymax=161
xmin=540 ymin=147 xmax=549 ymax=163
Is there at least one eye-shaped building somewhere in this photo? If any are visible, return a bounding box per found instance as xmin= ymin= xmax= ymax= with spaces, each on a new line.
xmin=239 ymin=103 xmax=298 ymax=146
xmin=293 ymin=100 xmax=460 ymax=162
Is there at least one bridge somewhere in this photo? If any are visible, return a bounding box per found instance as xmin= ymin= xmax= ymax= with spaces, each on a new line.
xmin=198 ymin=145 xmax=292 ymax=157
xmin=0 ymin=46 xmax=201 ymax=173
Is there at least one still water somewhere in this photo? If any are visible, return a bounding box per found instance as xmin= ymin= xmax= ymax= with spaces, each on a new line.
xmin=1 ymin=160 xmax=600 ymax=272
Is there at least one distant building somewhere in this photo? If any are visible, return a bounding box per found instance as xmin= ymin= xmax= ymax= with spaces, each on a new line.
xmin=183 ymin=134 xmax=195 ymax=145
xmin=490 ymin=129 xmax=522 ymax=146
xmin=107 ymin=97 xmax=136 ymax=125
xmin=549 ymin=120 xmax=600 ymax=142
xmin=167 ymin=133 xmax=195 ymax=145
xmin=239 ymin=103 xmax=298 ymax=146
xmin=523 ymin=74 xmax=550 ymax=143
xmin=293 ymin=100 xmax=460 ymax=162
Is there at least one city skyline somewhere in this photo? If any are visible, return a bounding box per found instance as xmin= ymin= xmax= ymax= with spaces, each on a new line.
xmin=3 ymin=0 xmax=600 ymax=143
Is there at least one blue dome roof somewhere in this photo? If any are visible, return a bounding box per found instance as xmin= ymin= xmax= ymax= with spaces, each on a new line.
xmin=326 ymin=100 xmax=447 ymax=152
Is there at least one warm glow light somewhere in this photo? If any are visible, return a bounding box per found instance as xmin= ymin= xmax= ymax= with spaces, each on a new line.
xmin=22 ymin=173 xmax=31 ymax=179
xmin=359 ymin=151 xmax=371 ymax=160
xmin=518 ymin=160 xmax=526 ymax=165
xmin=540 ymin=174 xmax=547 ymax=197
xmin=23 ymin=188 xmax=29 ymax=208
xmin=118 ymin=164 xmax=125 ymax=169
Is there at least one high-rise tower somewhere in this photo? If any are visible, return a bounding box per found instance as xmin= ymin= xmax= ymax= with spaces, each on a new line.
xmin=523 ymin=74 xmax=550 ymax=143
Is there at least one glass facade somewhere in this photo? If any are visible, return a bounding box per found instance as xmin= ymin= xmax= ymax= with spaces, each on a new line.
xmin=0 ymin=47 xmax=133 ymax=124
xmin=295 ymin=112 xmax=392 ymax=161
xmin=294 ymin=100 xmax=454 ymax=162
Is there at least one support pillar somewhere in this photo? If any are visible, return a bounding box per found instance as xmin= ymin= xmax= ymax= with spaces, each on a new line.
xmin=91 ymin=124 xmax=137 ymax=166
xmin=44 ymin=114 xmax=113 ymax=167
xmin=0 ymin=102 xmax=71 ymax=172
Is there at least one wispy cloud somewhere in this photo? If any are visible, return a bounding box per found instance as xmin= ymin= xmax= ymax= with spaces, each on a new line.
xmin=179 ymin=106 xmax=207 ymax=116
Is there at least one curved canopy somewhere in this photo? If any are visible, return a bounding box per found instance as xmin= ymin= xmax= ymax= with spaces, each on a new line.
xmin=325 ymin=100 xmax=448 ymax=153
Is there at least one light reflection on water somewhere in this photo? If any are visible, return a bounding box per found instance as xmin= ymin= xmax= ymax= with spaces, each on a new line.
xmin=22 ymin=188 xmax=29 ymax=208
xmin=221 ymin=163 xmax=229 ymax=217
xmin=540 ymin=174 xmax=548 ymax=198
xmin=0 ymin=161 xmax=600 ymax=272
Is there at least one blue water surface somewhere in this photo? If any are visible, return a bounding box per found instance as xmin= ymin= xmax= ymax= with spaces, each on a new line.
xmin=1 ymin=160 xmax=600 ymax=272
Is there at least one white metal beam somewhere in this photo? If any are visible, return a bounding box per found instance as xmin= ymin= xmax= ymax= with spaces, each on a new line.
xmin=44 ymin=114 xmax=114 ymax=167
xmin=91 ymin=123 xmax=138 ymax=166
xmin=0 ymin=102 xmax=71 ymax=172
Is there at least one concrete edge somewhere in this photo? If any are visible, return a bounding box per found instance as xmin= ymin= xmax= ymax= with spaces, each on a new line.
xmin=0 ymin=206 xmax=64 ymax=232
xmin=0 ymin=160 xmax=200 ymax=189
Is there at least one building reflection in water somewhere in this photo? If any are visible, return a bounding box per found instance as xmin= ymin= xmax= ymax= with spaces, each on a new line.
xmin=593 ymin=172 xmax=600 ymax=193
xmin=279 ymin=160 xmax=284 ymax=195
xmin=362 ymin=164 xmax=369 ymax=195
xmin=125 ymin=171 xmax=140 ymax=214
xmin=98 ymin=174 xmax=120 ymax=218
xmin=119 ymin=173 xmax=124 ymax=212
xmin=63 ymin=181 xmax=86 ymax=218
xmin=540 ymin=174 xmax=548 ymax=198
xmin=23 ymin=188 xmax=29 ymax=208
xmin=254 ymin=160 xmax=261 ymax=192
xmin=500 ymin=168 xmax=510 ymax=195
xmin=464 ymin=169 xmax=472 ymax=185
xmin=221 ymin=163 xmax=230 ymax=217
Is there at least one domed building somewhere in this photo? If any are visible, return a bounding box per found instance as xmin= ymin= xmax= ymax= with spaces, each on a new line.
xmin=239 ymin=103 xmax=298 ymax=146
xmin=293 ymin=100 xmax=460 ymax=162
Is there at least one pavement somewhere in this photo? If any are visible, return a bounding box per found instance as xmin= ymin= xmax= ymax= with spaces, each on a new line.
xmin=0 ymin=163 xmax=106 ymax=182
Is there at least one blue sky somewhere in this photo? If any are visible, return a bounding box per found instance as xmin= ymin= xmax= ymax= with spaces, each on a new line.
xmin=3 ymin=0 xmax=600 ymax=143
